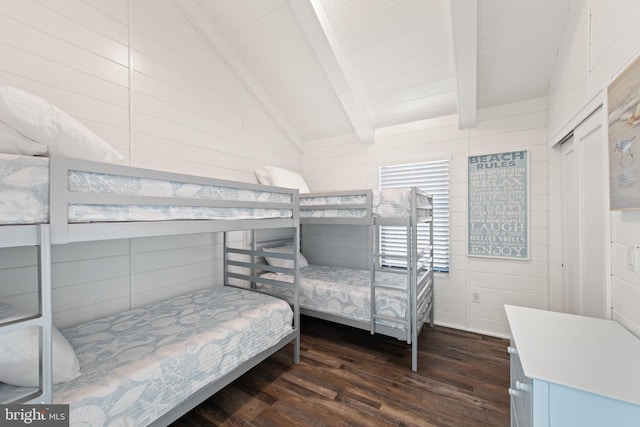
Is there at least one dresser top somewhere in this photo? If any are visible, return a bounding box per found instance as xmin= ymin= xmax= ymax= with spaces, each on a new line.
xmin=505 ymin=305 xmax=640 ymax=405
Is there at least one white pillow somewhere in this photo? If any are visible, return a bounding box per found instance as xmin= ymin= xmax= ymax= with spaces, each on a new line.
xmin=0 ymin=121 xmax=47 ymax=156
xmin=263 ymin=244 xmax=309 ymax=270
xmin=254 ymin=169 xmax=272 ymax=185
xmin=265 ymin=166 xmax=310 ymax=193
xmin=0 ymin=304 xmax=81 ymax=387
xmin=0 ymin=86 xmax=124 ymax=163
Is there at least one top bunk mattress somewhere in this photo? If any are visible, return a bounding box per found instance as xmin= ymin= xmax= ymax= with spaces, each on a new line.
xmin=0 ymin=154 xmax=295 ymax=225
xmin=0 ymin=286 xmax=294 ymax=426
xmin=299 ymin=188 xmax=431 ymax=220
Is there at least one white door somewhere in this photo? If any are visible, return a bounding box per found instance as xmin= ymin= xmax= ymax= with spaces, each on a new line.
xmin=560 ymin=108 xmax=609 ymax=318
xmin=560 ymin=136 xmax=579 ymax=314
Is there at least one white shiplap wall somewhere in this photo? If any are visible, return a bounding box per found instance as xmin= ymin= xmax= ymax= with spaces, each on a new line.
xmin=0 ymin=0 xmax=299 ymax=327
xmin=301 ymin=98 xmax=549 ymax=338
xmin=548 ymin=0 xmax=640 ymax=338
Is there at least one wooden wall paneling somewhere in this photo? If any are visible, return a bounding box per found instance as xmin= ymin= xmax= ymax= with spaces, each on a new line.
xmin=80 ymin=0 xmax=128 ymax=24
xmin=611 ymin=276 xmax=640 ymax=337
xmin=133 ymin=74 xmax=242 ymax=130
xmin=51 ymin=240 xmax=132 ymax=328
xmin=610 ymin=209 xmax=640 ymax=337
xmin=53 ymin=277 xmax=131 ymax=323
xmin=589 ymin=0 xmax=640 ymax=92
xmin=0 ymin=13 xmax=128 ymax=87
xmin=0 ymin=0 xmax=128 ymax=65
xmin=54 ymin=297 xmax=131 ymax=329
xmin=132 ymin=127 xmax=244 ymax=172
xmin=131 ymin=233 xmax=219 ymax=306
xmin=52 ymin=255 xmax=130 ymax=289
xmin=0 ymin=266 xmax=39 ymax=306
xmin=133 ymin=94 xmax=242 ymax=145
xmin=546 ymin=1 xmax=590 ymax=142
xmin=301 ymin=224 xmax=369 ymax=269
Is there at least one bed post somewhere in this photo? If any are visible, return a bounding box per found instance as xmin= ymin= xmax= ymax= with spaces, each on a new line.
xmin=429 ymin=203 xmax=435 ymax=329
xmin=223 ymin=232 xmax=228 ymax=288
xmin=293 ymin=191 xmax=301 ymax=364
xmin=38 ymin=224 xmax=53 ymax=403
xmin=250 ymin=230 xmax=257 ymax=289
xmin=369 ymin=222 xmax=376 ymax=336
xmin=411 ymin=188 xmax=419 ymax=372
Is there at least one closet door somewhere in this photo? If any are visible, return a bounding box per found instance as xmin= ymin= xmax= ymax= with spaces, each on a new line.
xmin=560 ymin=108 xmax=609 ymax=318
xmin=560 ymin=136 xmax=579 ymax=314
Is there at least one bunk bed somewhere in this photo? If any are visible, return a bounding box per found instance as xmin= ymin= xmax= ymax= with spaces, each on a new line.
xmin=259 ymin=187 xmax=434 ymax=372
xmin=0 ymin=154 xmax=301 ymax=426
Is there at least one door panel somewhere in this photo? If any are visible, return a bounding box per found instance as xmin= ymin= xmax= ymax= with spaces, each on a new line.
xmin=561 ymin=137 xmax=579 ymax=314
xmin=576 ymin=114 xmax=607 ymax=318
xmin=559 ymin=108 xmax=608 ymax=318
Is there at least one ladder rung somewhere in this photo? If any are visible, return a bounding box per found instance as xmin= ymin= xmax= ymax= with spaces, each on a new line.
xmin=373 ymin=283 xmax=406 ymax=291
xmin=374 ymin=252 xmax=407 ymax=259
xmin=372 ymin=313 xmax=408 ymax=324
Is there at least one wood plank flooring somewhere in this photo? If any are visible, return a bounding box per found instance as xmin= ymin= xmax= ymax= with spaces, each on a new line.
xmin=171 ymin=316 xmax=511 ymax=427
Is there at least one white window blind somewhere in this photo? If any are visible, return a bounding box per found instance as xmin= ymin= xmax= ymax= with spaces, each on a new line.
xmin=379 ymin=160 xmax=450 ymax=273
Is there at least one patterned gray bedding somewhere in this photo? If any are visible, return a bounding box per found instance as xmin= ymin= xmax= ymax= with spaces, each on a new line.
xmin=0 ymin=154 xmax=293 ymax=225
xmin=0 ymin=153 xmax=49 ymax=224
xmin=299 ymin=189 xmax=431 ymax=219
xmin=260 ymin=264 xmax=408 ymax=329
xmin=0 ymin=287 xmax=293 ymax=426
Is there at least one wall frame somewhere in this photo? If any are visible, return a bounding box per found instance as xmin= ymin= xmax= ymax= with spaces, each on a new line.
xmin=607 ymin=54 xmax=640 ymax=210
xmin=467 ymin=150 xmax=528 ymax=260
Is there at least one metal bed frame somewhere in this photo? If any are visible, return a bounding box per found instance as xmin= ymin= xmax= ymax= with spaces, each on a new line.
xmin=297 ymin=187 xmax=434 ymax=372
xmin=0 ymin=156 xmax=300 ymax=426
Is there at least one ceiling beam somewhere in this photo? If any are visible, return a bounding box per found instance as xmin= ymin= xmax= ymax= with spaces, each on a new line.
xmin=289 ymin=0 xmax=375 ymax=144
xmin=174 ymin=0 xmax=304 ymax=152
xmin=450 ymin=0 xmax=478 ymax=129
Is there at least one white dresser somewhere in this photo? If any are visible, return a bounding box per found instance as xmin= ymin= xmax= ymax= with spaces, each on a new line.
xmin=505 ymin=305 xmax=640 ymax=427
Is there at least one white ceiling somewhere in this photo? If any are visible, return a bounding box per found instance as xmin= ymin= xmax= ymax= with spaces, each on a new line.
xmin=183 ymin=0 xmax=572 ymax=146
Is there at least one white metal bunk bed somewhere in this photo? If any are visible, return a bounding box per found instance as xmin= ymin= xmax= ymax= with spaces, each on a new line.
xmin=260 ymin=187 xmax=433 ymax=372
xmin=0 ymin=155 xmax=300 ymax=426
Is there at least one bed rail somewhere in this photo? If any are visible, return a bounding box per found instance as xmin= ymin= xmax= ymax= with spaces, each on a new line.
xmin=49 ymin=157 xmax=298 ymax=244
xmin=223 ymin=231 xmax=300 ymax=365
xmin=0 ymin=225 xmax=41 ymax=248
xmin=299 ymin=189 xmax=373 ymax=225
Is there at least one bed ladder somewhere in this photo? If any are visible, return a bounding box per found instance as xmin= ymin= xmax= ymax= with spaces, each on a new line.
xmin=369 ymin=219 xmax=412 ymax=341
xmin=0 ymin=225 xmax=53 ymax=403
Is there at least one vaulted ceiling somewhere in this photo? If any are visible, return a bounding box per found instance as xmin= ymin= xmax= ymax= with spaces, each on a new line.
xmin=178 ymin=0 xmax=572 ymax=148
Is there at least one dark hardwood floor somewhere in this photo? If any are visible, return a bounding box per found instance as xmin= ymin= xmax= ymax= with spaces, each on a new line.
xmin=171 ymin=316 xmax=511 ymax=427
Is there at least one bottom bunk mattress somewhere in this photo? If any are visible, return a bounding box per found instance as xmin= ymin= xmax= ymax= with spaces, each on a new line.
xmin=260 ymin=265 xmax=408 ymax=330
xmin=0 ymin=287 xmax=294 ymax=426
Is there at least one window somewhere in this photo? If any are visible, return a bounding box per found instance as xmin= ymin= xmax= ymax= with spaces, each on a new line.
xmin=379 ymin=160 xmax=450 ymax=273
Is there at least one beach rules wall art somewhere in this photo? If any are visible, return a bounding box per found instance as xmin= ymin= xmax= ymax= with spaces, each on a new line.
xmin=468 ymin=150 xmax=528 ymax=259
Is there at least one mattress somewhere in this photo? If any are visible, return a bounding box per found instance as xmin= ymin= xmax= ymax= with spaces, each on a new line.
xmin=299 ymin=189 xmax=430 ymax=219
xmin=260 ymin=264 xmax=408 ymax=330
xmin=0 ymin=154 xmax=293 ymax=225
xmin=0 ymin=287 xmax=293 ymax=426
xmin=0 ymin=153 xmax=49 ymax=224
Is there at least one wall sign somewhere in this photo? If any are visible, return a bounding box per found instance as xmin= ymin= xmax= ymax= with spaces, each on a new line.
xmin=468 ymin=150 xmax=528 ymax=259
